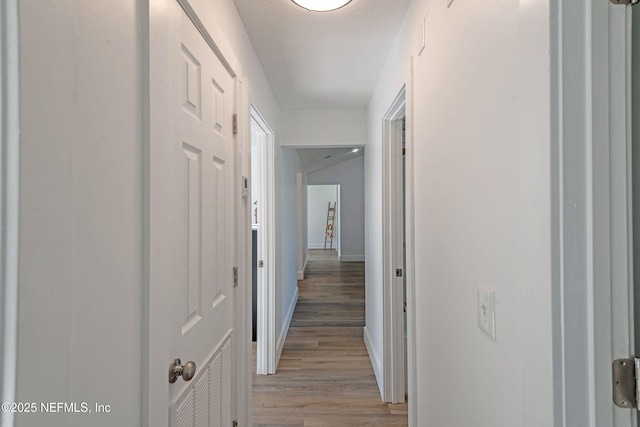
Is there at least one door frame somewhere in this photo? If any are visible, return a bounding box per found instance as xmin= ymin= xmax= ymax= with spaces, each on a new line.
xmin=551 ymin=1 xmax=634 ymax=426
xmin=144 ymin=0 xmax=249 ymax=424
xmin=382 ymin=85 xmax=413 ymax=405
xmin=250 ymin=104 xmax=277 ymax=375
xmin=335 ymin=185 xmax=341 ymax=256
xmin=307 ymin=184 xmax=339 ymax=252
xmin=236 ymin=75 xmax=251 ymax=427
xmin=0 ymin=1 xmax=19 ymax=426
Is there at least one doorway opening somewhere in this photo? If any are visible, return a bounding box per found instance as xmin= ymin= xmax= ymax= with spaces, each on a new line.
xmin=307 ymin=185 xmax=340 ymax=257
xmin=250 ymin=105 xmax=276 ymax=375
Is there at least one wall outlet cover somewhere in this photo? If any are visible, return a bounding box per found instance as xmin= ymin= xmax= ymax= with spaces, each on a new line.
xmin=477 ymin=283 xmax=496 ymax=340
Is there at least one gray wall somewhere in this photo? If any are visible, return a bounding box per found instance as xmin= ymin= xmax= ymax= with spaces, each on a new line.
xmin=276 ymin=148 xmax=303 ymax=352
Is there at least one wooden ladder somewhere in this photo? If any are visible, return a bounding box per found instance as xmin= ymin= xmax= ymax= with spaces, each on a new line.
xmin=324 ymin=201 xmax=337 ymax=250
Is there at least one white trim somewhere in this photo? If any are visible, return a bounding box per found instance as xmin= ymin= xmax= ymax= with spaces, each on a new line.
xmin=296 ymin=170 xmax=305 ymax=281
xmin=0 ymin=2 xmax=19 ymax=426
xmin=276 ymin=286 xmax=299 ymax=366
xmin=250 ymin=104 xmax=277 ymax=375
xmin=364 ymin=326 xmax=384 ymax=398
xmin=405 ymin=57 xmax=418 ymax=427
xmin=338 ymin=255 xmax=365 ymax=262
xmin=336 ymin=185 xmax=341 ymax=255
xmin=297 ymin=254 xmax=308 ymax=280
xmin=235 ymin=76 xmax=251 ymax=427
xmin=381 ymin=86 xmax=406 ymax=404
xmin=550 ymin=2 xmax=634 ymax=426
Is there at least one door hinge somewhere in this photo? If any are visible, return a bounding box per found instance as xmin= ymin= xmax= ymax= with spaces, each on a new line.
xmin=232 ymin=421 xmax=238 ymax=427
xmin=396 ymin=268 xmax=403 ymax=277
xmin=232 ymin=114 xmax=238 ymax=135
xmin=612 ymin=358 xmax=640 ymax=409
xmin=610 ymin=0 xmax=639 ymax=5
xmin=233 ymin=266 xmax=238 ymax=287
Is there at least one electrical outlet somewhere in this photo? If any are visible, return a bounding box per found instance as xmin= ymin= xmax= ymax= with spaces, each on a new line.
xmin=477 ymin=284 xmax=496 ymax=340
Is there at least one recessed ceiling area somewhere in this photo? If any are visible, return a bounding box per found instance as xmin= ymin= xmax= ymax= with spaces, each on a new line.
xmin=233 ymin=0 xmax=412 ymax=109
xmin=297 ymin=147 xmax=364 ymax=173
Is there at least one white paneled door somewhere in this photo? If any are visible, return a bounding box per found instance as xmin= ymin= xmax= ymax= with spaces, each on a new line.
xmin=148 ymin=3 xmax=236 ymax=426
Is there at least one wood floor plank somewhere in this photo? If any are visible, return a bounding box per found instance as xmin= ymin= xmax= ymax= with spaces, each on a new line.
xmin=253 ymin=250 xmax=407 ymax=427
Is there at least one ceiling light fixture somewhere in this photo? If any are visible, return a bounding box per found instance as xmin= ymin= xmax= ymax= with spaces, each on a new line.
xmin=291 ymin=0 xmax=353 ymax=12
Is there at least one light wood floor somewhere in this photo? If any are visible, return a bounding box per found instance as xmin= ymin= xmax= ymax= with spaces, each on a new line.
xmin=252 ymin=249 xmax=408 ymax=427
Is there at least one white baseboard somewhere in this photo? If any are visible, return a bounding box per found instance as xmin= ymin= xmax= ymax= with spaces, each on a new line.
xmin=339 ymin=254 xmax=365 ymax=262
xmin=297 ymin=255 xmax=309 ymax=280
xmin=276 ymin=286 xmax=299 ymax=367
xmin=363 ymin=326 xmax=384 ymax=399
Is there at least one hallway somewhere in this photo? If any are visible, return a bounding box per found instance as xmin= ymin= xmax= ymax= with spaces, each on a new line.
xmin=252 ymin=250 xmax=408 ymax=426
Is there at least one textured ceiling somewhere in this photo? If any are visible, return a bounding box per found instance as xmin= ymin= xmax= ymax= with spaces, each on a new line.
xmin=233 ymin=0 xmax=412 ymax=109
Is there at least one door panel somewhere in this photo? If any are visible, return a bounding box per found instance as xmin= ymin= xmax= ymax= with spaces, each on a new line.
xmin=171 ymin=1 xmax=235 ymax=404
xmin=149 ymin=2 xmax=236 ymax=425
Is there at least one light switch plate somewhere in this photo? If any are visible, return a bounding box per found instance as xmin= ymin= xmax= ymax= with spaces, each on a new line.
xmin=477 ymin=284 xmax=496 ymax=340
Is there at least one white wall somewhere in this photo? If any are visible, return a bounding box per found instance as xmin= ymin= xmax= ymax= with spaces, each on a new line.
xmin=17 ymin=1 xmax=143 ymax=425
xmin=16 ymin=1 xmax=283 ymax=425
xmin=365 ymin=0 xmax=553 ymax=426
xmin=280 ymin=109 xmax=366 ymax=147
xmin=307 ymin=185 xmax=339 ymax=250
xmin=308 ymin=155 xmax=365 ymax=261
